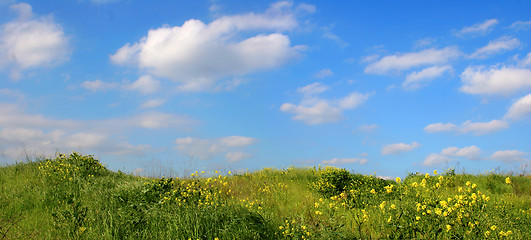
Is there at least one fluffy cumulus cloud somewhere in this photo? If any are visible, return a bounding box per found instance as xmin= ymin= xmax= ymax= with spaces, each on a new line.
xmin=0 ymin=103 xmax=193 ymax=162
xmin=0 ymin=2 xmax=69 ymax=79
xmin=491 ymin=150 xmax=530 ymax=163
xmin=424 ymin=119 xmax=509 ymax=135
xmin=440 ymin=146 xmax=481 ymax=159
xmin=423 ymin=145 xmax=481 ymax=166
xmin=110 ymin=1 xmax=311 ymax=91
xmin=364 ymin=47 xmax=460 ymax=74
xmin=455 ymin=19 xmax=498 ymax=36
xmin=174 ymin=136 xmax=256 ymax=162
xmin=505 ymin=93 xmax=531 ymax=120
xmin=460 ymin=66 xmax=531 ymax=96
xmin=280 ymin=82 xmax=371 ymax=125
xmin=403 ymin=65 xmax=452 ymax=89
xmin=469 ymin=36 xmax=520 ymax=59
xmin=322 ymin=157 xmax=368 ymax=165
xmin=381 ymin=142 xmax=420 ymax=155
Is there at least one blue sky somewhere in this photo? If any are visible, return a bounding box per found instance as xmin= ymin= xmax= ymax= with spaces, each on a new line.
xmin=1 ymin=0 xmax=531 ymax=178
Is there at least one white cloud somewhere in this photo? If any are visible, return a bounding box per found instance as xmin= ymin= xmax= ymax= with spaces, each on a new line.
xmin=10 ymin=2 xmax=32 ymax=20
xmin=361 ymin=54 xmax=379 ymax=63
xmin=364 ymin=47 xmax=460 ymax=74
xmin=491 ymin=150 xmax=530 ymax=163
xmin=110 ymin=2 xmax=308 ymax=91
xmin=140 ymin=99 xmax=166 ymax=109
xmin=321 ymin=26 xmax=348 ymax=48
xmin=225 ymin=151 xmax=251 ymax=163
xmin=314 ymin=68 xmax=333 ymax=78
xmin=460 ymin=120 xmax=509 ymax=135
xmin=509 ymin=20 xmax=531 ymax=30
xmin=322 ymin=157 xmax=368 ymax=165
xmin=440 ymin=146 xmax=480 ymax=159
xmin=0 ymin=127 xmax=149 ymax=161
xmin=381 ymin=142 xmax=420 ymax=155
xmin=469 ymin=36 xmax=520 ymax=59
xmin=460 ymin=66 xmax=531 ymax=96
xmin=174 ymin=136 xmax=255 ymax=161
xmin=423 ymin=145 xmax=481 ymax=166
xmin=0 ymin=2 xmax=69 ymax=78
xmin=0 ymin=88 xmax=25 ymax=101
xmin=126 ymin=111 xmax=192 ymax=129
xmin=297 ymin=82 xmax=329 ymax=96
xmin=358 ymin=124 xmax=377 ymax=132
xmin=0 ymin=103 xmax=79 ymax=129
xmin=521 ymin=52 xmax=531 ymax=67
xmin=125 ymin=75 xmax=160 ymax=95
xmin=415 ymin=38 xmax=435 ymax=48
xmin=281 ymin=83 xmax=371 ymax=125
xmin=424 ymin=122 xmax=458 ymax=133
xmin=81 ymin=80 xmax=117 ymax=91
xmin=423 ymin=153 xmax=453 ymax=166
xmin=403 ymin=65 xmax=452 ymax=89
xmin=505 ymin=93 xmax=531 ymax=120
xmin=0 ymin=103 xmax=194 ymax=162
xmin=455 ymin=19 xmax=498 ymax=36
xmin=424 ymin=119 xmax=508 ymax=135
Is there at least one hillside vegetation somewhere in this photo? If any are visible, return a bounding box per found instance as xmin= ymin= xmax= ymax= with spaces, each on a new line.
xmin=1 ymin=153 xmax=530 ymax=239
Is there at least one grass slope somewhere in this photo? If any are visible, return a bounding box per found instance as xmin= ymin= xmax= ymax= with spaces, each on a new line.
xmin=1 ymin=153 xmax=531 ymax=239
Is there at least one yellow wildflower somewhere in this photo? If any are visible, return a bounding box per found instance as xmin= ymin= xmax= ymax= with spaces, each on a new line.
xmin=395 ymin=177 xmax=401 ymax=183
xmin=446 ymin=225 xmax=451 ymax=232
xmin=505 ymin=177 xmax=511 ymax=184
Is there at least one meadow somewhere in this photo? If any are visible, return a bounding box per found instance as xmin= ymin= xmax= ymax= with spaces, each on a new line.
xmin=1 ymin=153 xmax=530 ymax=239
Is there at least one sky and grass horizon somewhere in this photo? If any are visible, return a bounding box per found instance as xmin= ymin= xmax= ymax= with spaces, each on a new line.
xmin=1 ymin=0 xmax=530 ymax=178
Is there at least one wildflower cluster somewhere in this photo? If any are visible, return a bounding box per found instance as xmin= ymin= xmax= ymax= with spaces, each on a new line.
xmin=276 ymin=219 xmax=311 ymax=239
xmin=143 ymin=172 xmax=232 ymax=208
xmin=311 ymin=167 xmax=524 ymax=239
xmin=38 ymin=152 xmax=107 ymax=183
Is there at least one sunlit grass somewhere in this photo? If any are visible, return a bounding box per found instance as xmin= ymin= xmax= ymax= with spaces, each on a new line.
xmin=1 ymin=153 xmax=530 ymax=239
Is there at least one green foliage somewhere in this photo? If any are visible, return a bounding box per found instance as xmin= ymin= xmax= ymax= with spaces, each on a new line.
xmin=1 ymin=154 xmax=531 ymax=239
xmin=312 ymin=166 xmax=353 ymax=197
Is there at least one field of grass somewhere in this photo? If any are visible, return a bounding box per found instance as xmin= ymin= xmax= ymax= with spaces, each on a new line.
xmin=1 ymin=153 xmax=531 ymax=239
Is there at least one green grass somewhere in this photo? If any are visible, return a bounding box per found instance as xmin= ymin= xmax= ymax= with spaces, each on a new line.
xmin=1 ymin=153 xmax=531 ymax=239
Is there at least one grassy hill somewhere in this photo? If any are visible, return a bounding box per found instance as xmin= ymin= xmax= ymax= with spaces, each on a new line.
xmin=1 ymin=153 xmax=530 ymax=239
